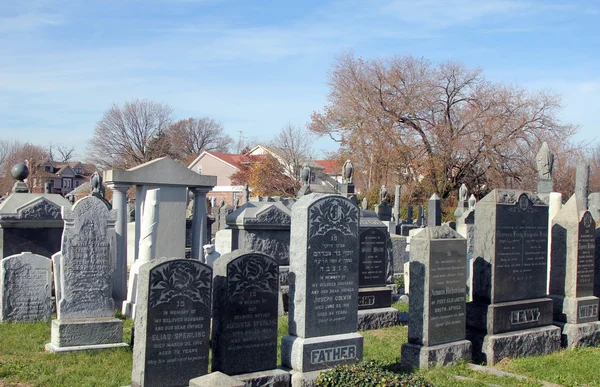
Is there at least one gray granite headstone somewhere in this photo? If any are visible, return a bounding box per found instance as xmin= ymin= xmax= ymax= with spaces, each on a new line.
xmin=575 ymin=163 xmax=590 ymax=210
xmin=466 ymin=190 xmax=560 ymax=364
xmin=1 ymin=252 xmax=52 ymax=322
xmin=401 ymin=226 xmax=471 ymax=368
xmin=407 ymin=205 xmax=413 ymax=224
xmin=282 ymin=193 xmax=363 ymax=373
xmin=46 ymin=195 xmax=127 ymax=353
xmin=416 ymin=205 xmax=425 ymax=227
xmin=132 ymin=258 xmax=212 ymax=387
xmin=55 ymin=196 xmax=117 ymax=319
xmin=211 ymin=250 xmax=279 ymax=375
xmin=428 ymin=194 xmax=441 ymax=227
xmin=548 ymin=196 xmax=600 ymax=347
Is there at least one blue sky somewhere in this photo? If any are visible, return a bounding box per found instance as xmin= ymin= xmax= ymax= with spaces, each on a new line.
xmin=1 ymin=0 xmax=599 ymax=160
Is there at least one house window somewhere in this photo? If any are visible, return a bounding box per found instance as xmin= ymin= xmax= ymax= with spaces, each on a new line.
xmin=45 ymin=166 xmax=52 ymax=172
xmin=75 ymin=181 xmax=80 ymax=187
xmin=197 ymin=165 xmax=202 ymax=174
xmin=63 ymin=178 xmax=72 ymax=189
xmin=74 ymin=168 xmax=82 ymax=174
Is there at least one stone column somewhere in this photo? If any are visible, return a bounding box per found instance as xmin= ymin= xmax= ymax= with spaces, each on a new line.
xmin=191 ymin=187 xmax=210 ymax=260
xmin=134 ymin=185 xmax=143 ymax=261
xmin=108 ymin=183 xmax=130 ymax=310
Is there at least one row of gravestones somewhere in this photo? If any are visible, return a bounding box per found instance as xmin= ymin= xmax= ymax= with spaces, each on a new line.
xmin=402 ymin=189 xmax=600 ymax=368
xmin=2 ymin=189 xmax=599 ymax=385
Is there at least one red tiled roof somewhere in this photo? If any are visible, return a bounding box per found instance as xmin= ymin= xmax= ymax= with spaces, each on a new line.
xmin=315 ymin=160 xmax=342 ymax=175
xmin=206 ymin=151 xmax=266 ymax=169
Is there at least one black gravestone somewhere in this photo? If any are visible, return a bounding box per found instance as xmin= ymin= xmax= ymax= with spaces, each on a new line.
xmin=211 ymin=251 xmax=279 ymax=375
xmin=304 ymin=197 xmax=360 ymax=338
xmin=132 ymin=258 xmax=212 ymax=387
xmin=359 ymin=228 xmax=388 ymax=287
xmin=490 ymin=194 xmax=548 ymax=303
xmin=577 ymin=211 xmax=596 ymax=297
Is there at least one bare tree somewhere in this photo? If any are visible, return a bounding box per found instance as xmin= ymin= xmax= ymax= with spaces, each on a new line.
xmin=310 ymin=54 xmax=578 ymax=199
xmin=87 ymin=99 xmax=173 ymax=169
xmin=168 ymin=117 xmax=232 ymax=161
xmin=268 ymin=123 xmax=316 ymax=180
xmin=48 ymin=143 xmax=76 ymax=162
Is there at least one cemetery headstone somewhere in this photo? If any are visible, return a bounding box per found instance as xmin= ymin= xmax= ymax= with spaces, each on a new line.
xmin=46 ymin=195 xmax=127 ymax=353
xmin=282 ymin=193 xmax=363 ymax=379
xmin=357 ymin=212 xmax=397 ymax=330
xmin=407 ymin=205 xmax=414 ymax=224
xmin=428 ymin=193 xmax=442 ymax=227
xmin=549 ymin=195 xmax=600 ymax=347
xmin=1 ymin=252 xmax=52 ymax=322
xmin=401 ymin=225 xmax=471 ymax=368
xmin=211 ymin=250 xmax=289 ymax=386
xmin=466 ymin=190 xmax=560 ymax=365
xmin=131 ymin=258 xmax=212 ymax=387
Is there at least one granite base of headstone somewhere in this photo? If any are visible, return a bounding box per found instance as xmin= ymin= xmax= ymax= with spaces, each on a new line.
xmin=281 ymin=194 xmax=363 ymax=382
xmin=211 ymin=250 xmax=283 ymax=383
xmin=466 ymin=190 xmax=561 ymax=365
xmin=189 ymin=371 xmax=245 ymax=387
xmin=400 ymin=226 xmax=471 ymax=369
xmin=132 ymin=258 xmax=212 ymax=387
xmin=1 ymin=252 xmax=52 ymax=322
xmin=45 ymin=195 xmax=127 ymax=353
xmin=549 ymin=196 xmax=600 ymax=348
xmin=356 ymin=213 xmax=397 ymax=330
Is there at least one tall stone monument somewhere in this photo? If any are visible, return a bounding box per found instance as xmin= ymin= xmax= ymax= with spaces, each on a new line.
xmin=466 ymin=190 xmax=561 ymax=364
xmin=131 ymin=258 xmax=212 ymax=387
xmin=549 ymin=195 xmax=600 ymax=347
xmin=123 ymin=188 xmax=160 ymax=319
xmin=428 ymin=193 xmax=442 ymax=227
xmin=46 ymin=195 xmax=128 ymax=353
xmin=282 ymin=194 xmax=363 ymax=386
xmin=454 ymin=184 xmax=469 ymax=219
xmin=401 ymin=225 xmax=471 ymax=368
xmin=575 ymin=163 xmax=591 ymax=210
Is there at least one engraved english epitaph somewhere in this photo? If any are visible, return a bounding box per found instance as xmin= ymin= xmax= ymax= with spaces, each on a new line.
xmin=282 ymin=194 xmax=364 ymax=373
xmin=132 ymin=258 xmax=212 ymax=387
xmin=212 ymin=251 xmax=279 ymax=375
xmin=57 ymin=195 xmax=117 ymax=319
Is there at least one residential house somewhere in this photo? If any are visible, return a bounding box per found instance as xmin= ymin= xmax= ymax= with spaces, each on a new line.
xmin=188 ymin=151 xmax=258 ymax=207
xmin=31 ymin=160 xmax=97 ymax=196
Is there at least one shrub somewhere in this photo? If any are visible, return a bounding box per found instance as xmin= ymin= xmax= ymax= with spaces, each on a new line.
xmin=315 ymin=360 xmax=434 ymax=387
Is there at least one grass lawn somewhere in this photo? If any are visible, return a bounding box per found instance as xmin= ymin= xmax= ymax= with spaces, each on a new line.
xmin=1 ymin=316 xmax=599 ymax=387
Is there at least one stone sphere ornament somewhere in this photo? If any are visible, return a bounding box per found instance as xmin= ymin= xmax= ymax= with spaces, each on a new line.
xmin=11 ymin=163 xmax=29 ymax=181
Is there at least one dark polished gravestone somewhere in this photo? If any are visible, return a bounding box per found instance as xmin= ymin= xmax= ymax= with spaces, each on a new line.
xmin=466 ymin=190 xmax=561 ymax=365
xmin=1 ymin=252 xmax=52 ymax=322
xmin=132 ymin=258 xmax=212 ymax=387
xmin=549 ymin=196 xmax=600 ymax=348
xmin=357 ymin=212 xmax=397 ymax=330
xmin=401 ymin=226 xmax=471 ymax=369
xmin=211 ymin=250 xmax=289 ymax=386
xmin=282 ymin=194 xmax=364 ymax=383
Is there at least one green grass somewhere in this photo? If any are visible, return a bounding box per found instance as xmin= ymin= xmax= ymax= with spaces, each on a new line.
xmin=1 ymin=317 xmax=600 ymax=387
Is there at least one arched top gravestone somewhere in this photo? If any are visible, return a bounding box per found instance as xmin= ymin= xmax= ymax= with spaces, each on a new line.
xmin=55 ymin=195 xmax=117 ymax=319
xmin=132 ymin=257 xmax=212 ymax=387
xmin=211 ymin=250 xmax=279 ymax=375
